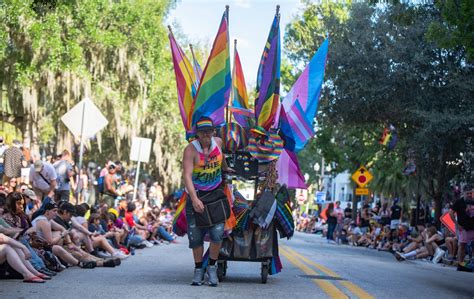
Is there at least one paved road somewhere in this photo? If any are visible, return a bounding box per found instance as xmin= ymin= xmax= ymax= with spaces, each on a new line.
xmin=1 ymin=232 xmax=473 ymax=298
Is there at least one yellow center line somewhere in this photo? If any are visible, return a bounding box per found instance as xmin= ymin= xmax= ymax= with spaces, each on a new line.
xmin=282 ymin=246 xmax=374 ymax=299
xmin=280 ymin=247 xmax=348 ymax=299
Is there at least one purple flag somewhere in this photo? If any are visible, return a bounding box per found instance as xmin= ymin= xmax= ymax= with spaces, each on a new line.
xmin=277 ymin=149 xmax=307 ymax=189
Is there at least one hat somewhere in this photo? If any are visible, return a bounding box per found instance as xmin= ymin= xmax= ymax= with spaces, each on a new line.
xmin=23 ymin=189 xmax=36 ymax=200
xmin=44 ymin=202 xmax=58 ymax=211
xmin=247 ymin=129 xmax=283 ymax=162
xmin=108 ymin=208 xmax=119 ymax=218
xmin=217 ymin=122 xmax=248 ymax=152
xmin=195 ymin=117 xmax=214 ymax=132
xmin=34 ymin=160 xmax=44 ymax=172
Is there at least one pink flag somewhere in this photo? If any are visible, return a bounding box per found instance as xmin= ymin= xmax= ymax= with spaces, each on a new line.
xmin=277 ymin=149 xmax=307 ymax=189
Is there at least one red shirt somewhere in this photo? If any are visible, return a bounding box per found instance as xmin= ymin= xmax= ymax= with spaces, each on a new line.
xmin=125 ymin=212 xmax=135 ymax=228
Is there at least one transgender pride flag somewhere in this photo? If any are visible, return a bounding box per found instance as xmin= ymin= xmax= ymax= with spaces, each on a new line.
xmin=279 ymin=38 xmax=329 ymax=152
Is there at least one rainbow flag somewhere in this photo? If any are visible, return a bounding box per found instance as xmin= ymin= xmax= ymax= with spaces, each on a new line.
xmin=190 ymin=44 xmax=203 ymax=87
xmin=231 ymin=41 xmax=253 ymax=128
xmin=254 ymin=10 xmax=281 ymax=131
xmin=169 ymin=29 xmax=199 ymax=138
xmin=192 ymin=9 xmax=231 ymax=127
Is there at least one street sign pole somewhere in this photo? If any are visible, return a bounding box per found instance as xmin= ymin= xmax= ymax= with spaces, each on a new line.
xmin=76 ymin=100 xmax=86 ymax=205
xmin=132 ymin=139 xmax=142 ymax=202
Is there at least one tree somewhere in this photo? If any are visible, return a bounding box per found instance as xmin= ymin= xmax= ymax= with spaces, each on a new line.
xmin=285 ymin=2 xmax=474 ymax=224
xmin=0 ymin=0 xmax=186 ymax=192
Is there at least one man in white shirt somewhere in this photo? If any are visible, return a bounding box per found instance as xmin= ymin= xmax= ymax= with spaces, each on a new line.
xmin=29 ymin=160 xmax=57 ymax=201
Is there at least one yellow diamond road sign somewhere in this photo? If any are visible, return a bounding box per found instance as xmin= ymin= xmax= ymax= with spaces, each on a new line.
xmin=351 ymin=166 xmax=373 ymax=188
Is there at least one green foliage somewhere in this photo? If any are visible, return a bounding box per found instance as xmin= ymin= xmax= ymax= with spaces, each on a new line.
xmin=0 ymin=0 xmax=185 ymax=192
xmin=285 ymin=1 xmax=474 ymax=222
xmin=427 ymin=0 xmax=474 ymax=61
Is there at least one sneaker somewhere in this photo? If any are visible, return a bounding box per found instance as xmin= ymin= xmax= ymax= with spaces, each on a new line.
xmin=457 ymin=263 xmax=473 ymax=272
xmin=395 ymin=251 xmax=406 ymax=261
xmin=191 ymin=268 xmax=204 ymax=286
xmin=103 ymin=259 xmax=116 ymax=267
xmin=206 ymin=265 xmax=218 ymax=287
xmin=79 ymin=261 xmax=97 ymax=269
xmin=432 ymin=248 xmax=445 ymax=264
xmin=113 ymin=251 xmax=129 ymax=259
xmin=143 ymin=241 xmax=154 ymax=248
xmin=95 ymin=251 xmax=111 ymax=258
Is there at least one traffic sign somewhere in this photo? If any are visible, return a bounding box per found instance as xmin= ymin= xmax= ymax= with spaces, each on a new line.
xmin=351 ymin=166 xmax=373 ymax=188
xmin=355 ymin=188 xmax=369 ymax=196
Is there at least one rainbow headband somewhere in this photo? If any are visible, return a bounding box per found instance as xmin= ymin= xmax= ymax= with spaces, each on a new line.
xmin=196 ymin=119 xmax=214 ymax=131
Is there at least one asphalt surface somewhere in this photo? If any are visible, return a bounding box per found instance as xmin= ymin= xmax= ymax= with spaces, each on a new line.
xmin=1 ymin=232 xmax=473 ymax=298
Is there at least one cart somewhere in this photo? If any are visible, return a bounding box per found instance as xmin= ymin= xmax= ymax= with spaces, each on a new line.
xmin=216 ymin=223 xmax=278 ymax=284
xmin=217 ymin=151 xmax=281 ymax=284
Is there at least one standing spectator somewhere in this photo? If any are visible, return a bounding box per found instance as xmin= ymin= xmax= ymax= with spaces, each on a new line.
xmin=29 ymin=160 xmax=57 ymax=201
xmin=21 ymin=143 xmax=31 ymax=165
xmin=379 ymin=202 xmax=391 ymax=226
xmin=326 ymin=203 xmax=337 ymax=244
xmin=359 ymin=204 xmax=371 ymax=234
xmin=449 ymin=194 xmax=474 ymax=272
xmin=53 ymin=149 xmax=73 ymax=203
xmin=390 ymin=199 xmax=403 ymax=230
xmin=334 ymin=201 xmax=344 ymax=243
xmin=344 ymin=203 xmax=352 ymax=220
xmin=101 ymin=163 xmax=119 ymax=208
xmin=0 ymin=136 xmax=8 ymax=177
xmin=3 ymin=140 xmax=24 ymax=184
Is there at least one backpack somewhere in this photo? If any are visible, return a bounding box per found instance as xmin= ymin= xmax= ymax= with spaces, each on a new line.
xmin=97 ymin=176 xmax=105 ymax=193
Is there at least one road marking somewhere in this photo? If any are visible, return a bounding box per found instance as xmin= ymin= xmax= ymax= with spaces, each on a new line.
xmin=280 ymin=247 xmax=348 ymax=298
xmin=282 ymin=246 xmax=374 ymax=299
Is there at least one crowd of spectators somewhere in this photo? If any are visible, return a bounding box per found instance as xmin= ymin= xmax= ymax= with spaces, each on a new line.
xmin=0 ymin=137 xmax=179 ymax=283
xmin=295 ymin=193 xmax=474 ymax=273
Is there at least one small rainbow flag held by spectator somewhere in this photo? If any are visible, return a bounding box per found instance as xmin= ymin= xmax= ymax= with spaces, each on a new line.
xmin=254 ymin=6 xmax=281 ymax=131
xmin=192 ymin=7 xmax=231 ymax=128
xmin=169 ymin=28 xmax=199 ymax=139
xmin=231 ymin=40 xmax=253 ymax=128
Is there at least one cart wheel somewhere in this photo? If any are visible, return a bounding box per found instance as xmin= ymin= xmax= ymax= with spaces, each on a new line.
xmin=261 ymin=263 xmax=268 ymax=284
xmin=217 ymin=261 xmax=225 ymax=282
xmin=223 ymin=261 xmax=227 ymax=277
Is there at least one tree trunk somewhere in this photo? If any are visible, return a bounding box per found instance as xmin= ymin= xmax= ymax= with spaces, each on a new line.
xmin=433 ymin=193 xmax=442 ymax=229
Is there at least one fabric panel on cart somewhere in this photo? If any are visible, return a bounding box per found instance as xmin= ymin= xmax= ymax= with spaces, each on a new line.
xmin=250 ymin=191 xmax=276 ymax=228
xmin=233 ymin=229 xmax=253 ymax=259
xmin=254 ymin=223 xmax=274 ymax=258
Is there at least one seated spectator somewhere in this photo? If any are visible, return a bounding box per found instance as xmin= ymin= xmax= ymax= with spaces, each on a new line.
xmin=394 ymin=225 xmax=443 ymax=261
xmin=0 ymin=233 xmax=50 ymax=283
xmin=124 ymin=202 xmax=153 ymax=248
xmin=347 ymin=222 xmax=362 ymax=246
xmin=31 ymin=202 xmax=97 ymax=269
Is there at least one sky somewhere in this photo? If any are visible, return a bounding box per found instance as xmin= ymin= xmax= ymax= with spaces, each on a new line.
xmin=167 ymin=0 xmax=305 ymax=85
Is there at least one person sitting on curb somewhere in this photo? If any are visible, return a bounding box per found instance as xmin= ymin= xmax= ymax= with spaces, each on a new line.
xmin=0 ymin=233 xmax=50 ymax=283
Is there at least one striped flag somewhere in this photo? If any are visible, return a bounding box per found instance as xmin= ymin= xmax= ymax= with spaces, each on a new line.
xmin=282 ymin=38 xmax=329 ymax=124
xmin=169 ymin=29 xmax=199 ymax=137
xmin=192 ymin=9 xmax=231 ymax=127
xmin=254 ymin=9 xmax=281 ymax=131
xmin=189 ymin=44 xmax=203 ymax=86
xmin=279 ymin=100 xmax=314 ymax=153
xmin=231 ymin=41 xmax=253 ymax=128
xmin=277 ymin=149 xmax=307 ymax=189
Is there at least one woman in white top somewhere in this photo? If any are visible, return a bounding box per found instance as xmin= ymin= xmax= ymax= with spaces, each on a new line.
xmin=32 ymin=202 xmax=95 ymax=268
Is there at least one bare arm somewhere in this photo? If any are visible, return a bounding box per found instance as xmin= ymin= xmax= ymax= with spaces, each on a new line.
xmin=70 ymin=217 xmax=92 ymax=236
xmin=183 ymin=145 xmax=204 ymax=213
xmin=37 ymin=220 xmax=64 ymax=245
xmin=48 ymin=179 xmax=57 ymax=197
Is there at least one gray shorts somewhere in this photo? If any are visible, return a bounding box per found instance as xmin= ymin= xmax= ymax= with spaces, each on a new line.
xmin=186 ymin=208 xmax=225 ymax=249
